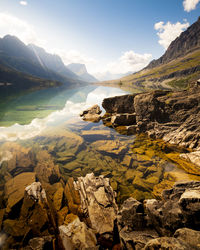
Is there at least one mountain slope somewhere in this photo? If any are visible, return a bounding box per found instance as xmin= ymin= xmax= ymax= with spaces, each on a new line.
xmin=101 ymin=17 xmax=200 ymax=91
xmin=0 ymin=35 xmax=87 ymax=87
xmin=67 ymin=63 xmax=98 ymax=83
xmin=0 ymin=62 xmax=61 ymax=91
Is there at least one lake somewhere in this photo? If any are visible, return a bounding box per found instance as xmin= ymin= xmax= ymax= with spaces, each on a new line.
xmin=0 ymin=85 xmax=199 ymax=205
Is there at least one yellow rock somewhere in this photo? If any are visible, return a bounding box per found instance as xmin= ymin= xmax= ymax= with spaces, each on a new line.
xmin=53 ymin=187 xmax=64 ymax=211
xmin=4 ymin=172 xmax=36 ymax=213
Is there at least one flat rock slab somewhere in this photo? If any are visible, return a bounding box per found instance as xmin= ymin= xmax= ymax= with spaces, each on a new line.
xmin=4 ymin=172 xmax=36 ymax=213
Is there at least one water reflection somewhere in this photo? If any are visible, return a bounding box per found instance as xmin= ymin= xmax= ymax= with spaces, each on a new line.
xmin=0 ymin=86 xmax=127 ymax=141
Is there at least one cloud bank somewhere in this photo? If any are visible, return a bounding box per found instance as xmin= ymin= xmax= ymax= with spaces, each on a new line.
xmin=154 ymin=20 xmax=189 ymax=50
xmin=183 ymin=0 xmax=200 ymax=12
xmin=106 ymin=50 xmax=152 ymax=74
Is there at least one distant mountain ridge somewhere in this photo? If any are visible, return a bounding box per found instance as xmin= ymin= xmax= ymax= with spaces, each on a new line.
xmin=67 ymin=63 xmax=98 ymax=83
xmin=101 ymin=17 xmax=200 ymax=90
xmin=0 ymin=35 xmax=88 ymax=87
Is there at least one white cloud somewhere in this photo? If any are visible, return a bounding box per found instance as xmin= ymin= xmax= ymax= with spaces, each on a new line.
xmin=154 ymin=20 xmax=189 ymax=50
xmin=19 ymin=1 xmax=28 ymax=6
xmin=0 ymin=12 xmax=46 ymax=46
xmin=106 ymin=50 xmax=152 ymax=74
xmin=183 ymin=0 xmax=200 ymax=12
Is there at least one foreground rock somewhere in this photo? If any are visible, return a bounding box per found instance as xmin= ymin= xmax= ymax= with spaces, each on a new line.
xmin=80 ymin=104 xmax=102 ymax=122
xmin=118 ymin=181 xmax=200 ymax=249
xmin=102 ymin=80 xmax=200 ymax=151
xmin=60 ymin=173 xmax=118 ymax=249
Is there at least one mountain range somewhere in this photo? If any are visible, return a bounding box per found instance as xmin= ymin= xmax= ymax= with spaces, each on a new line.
xmin=0 ymin=35 xmax=97 ymax=92
xmin=101 ymin=17 xmax=200 ymax=90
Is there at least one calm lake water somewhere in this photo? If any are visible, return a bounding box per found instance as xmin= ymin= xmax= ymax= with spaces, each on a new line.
xmin=0 ymin=85 xmax=199 ymax=204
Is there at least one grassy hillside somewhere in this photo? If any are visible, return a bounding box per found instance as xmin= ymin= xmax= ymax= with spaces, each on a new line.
xmin=100 ymin=49 xmax=200 ymax=92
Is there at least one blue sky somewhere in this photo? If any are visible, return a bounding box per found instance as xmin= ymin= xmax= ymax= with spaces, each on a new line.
xmin=0 ymin=0 xmax=199 ymax=77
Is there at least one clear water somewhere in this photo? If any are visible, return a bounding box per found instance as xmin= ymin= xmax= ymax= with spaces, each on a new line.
xmin=0 ymin=85 xmax=199 ymax=204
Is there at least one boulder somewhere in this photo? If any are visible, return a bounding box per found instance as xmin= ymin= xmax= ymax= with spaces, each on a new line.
xmin=26 ymin=236 xmax=53 ymax=250
xmin=102 ymin=94 xmax=136 ymax=113
xmin=174 ymin=228 xmax=200 ymax=248
xmin=35 ymin=150 xmax=60 ymax=185
xmin=145 ymin=181 xmax=200 ymax=236
xmin=80 ymin=104 xmax=102 ymax=122
xmin=144 ymin=237 xmax=193 ymax=250
xmin=74 ymin=173 xmax=118 ymax=235
xmin=4 ymin=172 xmax=36 ymax=213
xmin=59 ymin=216 xmax=97 ymax=250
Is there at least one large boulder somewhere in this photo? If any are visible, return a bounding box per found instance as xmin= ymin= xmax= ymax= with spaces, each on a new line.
xmin=174 ymin=228 xmax=200 ymax=249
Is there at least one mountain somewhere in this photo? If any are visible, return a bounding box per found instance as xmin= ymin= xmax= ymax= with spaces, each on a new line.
xmin=0 ymin=63 xmax=61 ymax=97
xmin=67 ymin=63 xmax=98 ymax=83
xmin=147 ymin=17 xmax=200 ymax=69
xmin=101 ymin=17 xmax=200 ymax=91
xmin=0 ymin=35 xmax=87 ymax=87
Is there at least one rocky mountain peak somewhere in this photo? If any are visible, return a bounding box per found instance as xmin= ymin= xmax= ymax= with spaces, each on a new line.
xmin=147 ymin=17 xmax=200 ymax=69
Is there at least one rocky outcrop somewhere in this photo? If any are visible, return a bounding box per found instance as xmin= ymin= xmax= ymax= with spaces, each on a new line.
xmin=102 ymin=80 xmax=200 ymax=152
xmin=80 ymin=104 xmax=102 ymax=122
xmin=118 ymin=181 xmax=200 ymax=249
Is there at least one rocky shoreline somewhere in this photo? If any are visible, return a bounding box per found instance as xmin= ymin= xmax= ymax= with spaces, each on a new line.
xmin=1 ymin=173 xmax=200 ymax=249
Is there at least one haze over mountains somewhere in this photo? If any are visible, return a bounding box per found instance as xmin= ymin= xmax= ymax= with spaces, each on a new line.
xmin=0 ymin=35 xmax=98 ymax=91
xmin=67 ymin=63 xmax=98 ymax=83
xmin=102 ymin=17 xmax=200 ymax=90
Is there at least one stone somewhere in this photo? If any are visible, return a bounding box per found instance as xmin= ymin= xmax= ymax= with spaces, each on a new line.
xmin=111 ymin=113 xmax=136 ymax=126
xmin=25 ymin=182 xmax=47 ymax=202
xmin=102 ymin=94 xmax=136 ymax=113
xmin=144 ymin=237 xmax=192 ymax=250
xmin=59 ymin=216 xmax=97 ymax=250
xmin=64 ymin=178 xmax=82 ymax=217
xmin=118 ymin=197 xmax=145 ymax=231
xmin=53 ymin=187 xmax=64 ymax=211
xmin=91 ymin=140 xmax=128 ymax=155
xmin=174 ymin=228 xmax=200 ymax=248
xmin=80 ymin=104 xmax=102 ymax=122
xmin=81 ymin=130 xmax=111 ymax=141
xmin=57 ymin=206 xmax=69 ymax=226
xmin=180 ymin=151 xmax=200 ymax=167
xmin=74 ymin=173 xmax=118 ymax=236
xmin=4 ymin=172 xmax=36 ymax=213
xmin=102 ymin=83 xmax=200 ymax=152
xmin=35 ymin=150 xmax=60 ymax=185
xmin=27 ymin=236 xmax=53 ymax=250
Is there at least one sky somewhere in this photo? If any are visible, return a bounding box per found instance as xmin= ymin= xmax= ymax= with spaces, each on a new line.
xmin=0 ymin=0 xmax=199 ymax=77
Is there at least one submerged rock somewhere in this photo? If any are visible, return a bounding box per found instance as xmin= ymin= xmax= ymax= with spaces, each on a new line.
xmin=80 ymin=104 xmax=102 ymax=122
xmin=4 ymin=172 xmax=36 ymax=213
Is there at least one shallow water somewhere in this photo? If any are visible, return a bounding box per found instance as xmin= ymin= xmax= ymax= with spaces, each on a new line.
xmin=0 ymin=85 xmax=199 ymax=205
